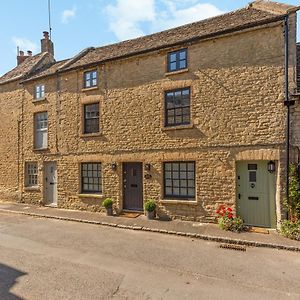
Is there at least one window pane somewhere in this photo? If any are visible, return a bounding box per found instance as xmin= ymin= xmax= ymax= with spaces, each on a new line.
xmin=170 ymin=62 xmax=176 ymax=71
xmin=165 ymin=187 xmax=172 ymax=195
xmin=179 ymin=60 xmax=187 ymax=69
xmin=169 ymin=53 xmax=176 ymax=62
xmin=179 ymin=50 xmax=186 ymax=60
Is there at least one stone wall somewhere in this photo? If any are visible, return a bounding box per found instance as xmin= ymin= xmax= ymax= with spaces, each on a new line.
xmin=1 ymin=19 xmax=298 ymax=225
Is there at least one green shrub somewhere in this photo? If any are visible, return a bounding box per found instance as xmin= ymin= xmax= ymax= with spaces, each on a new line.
xmin=280 ymin=220 xmax=300 ymax=241
xmin=102 ymin=198 xmax=113 ymax=209
xmin=144 ymin=200 xmax=156 ymax=212
xmin=285 ymin=164 xmax=300 ymax=221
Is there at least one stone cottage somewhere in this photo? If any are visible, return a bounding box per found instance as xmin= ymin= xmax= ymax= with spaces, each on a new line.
xmin=0 ymin=0 xmax=299 ymax=228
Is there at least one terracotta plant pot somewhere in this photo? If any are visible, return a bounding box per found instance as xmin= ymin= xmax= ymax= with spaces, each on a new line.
xmin=146 ymin=210 xmax=155 ymax=220
xmin=106 ymin=207 xmax=113 ymax=216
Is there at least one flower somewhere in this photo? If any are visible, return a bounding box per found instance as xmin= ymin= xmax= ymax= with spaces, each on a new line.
xmin=227 ymin=207 xmax=232 ymax=212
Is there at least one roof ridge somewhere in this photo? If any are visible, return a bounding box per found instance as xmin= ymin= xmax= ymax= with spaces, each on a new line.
xmin=58 ymin=47 xmax=95 ymax=70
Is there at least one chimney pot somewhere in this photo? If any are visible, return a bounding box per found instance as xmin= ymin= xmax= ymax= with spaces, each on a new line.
xmin=27 ymin=50 xmax=32 ymax=56
xmin=43 ymin=31 xmax=49 ymax=39
xmin=17 ymin=50 xmax=29 ymax=65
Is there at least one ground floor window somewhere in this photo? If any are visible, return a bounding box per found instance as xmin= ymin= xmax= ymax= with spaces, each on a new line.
xmin=164 ymin=161 xmax=195 ymax=199
xmin=81 ymin=163 xmax=102 ymax=194
xmin=25 ymin=162 xmax=38 ymax=187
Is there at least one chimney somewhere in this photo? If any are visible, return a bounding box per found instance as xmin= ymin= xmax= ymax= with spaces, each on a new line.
xmin=17 ymin=50 xmax=29 ymax=65
xmin=27 ymin=50 xmax=32 ymax=56
xmin=41 ymin=31 xmax=54 ymax=56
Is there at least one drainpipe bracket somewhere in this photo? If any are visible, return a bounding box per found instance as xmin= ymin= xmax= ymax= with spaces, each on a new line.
xmin=284 ymin=100 xmax=295 ymax=107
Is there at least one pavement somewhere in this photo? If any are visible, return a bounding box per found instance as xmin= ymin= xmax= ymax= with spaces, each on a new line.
xmin=0 ymin=201 xmax=299 ymax=251
xmin=0 ymin=212 xmax=300 ymax=300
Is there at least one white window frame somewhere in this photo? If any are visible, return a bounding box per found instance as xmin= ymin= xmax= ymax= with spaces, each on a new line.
xmin=25 ymin=162 xmax=38 ymax=187
xmin=84 ymin=70 xmax=98 ymax=88
xmin=34 ymin=112 xmax=48 ymax=149
xmin=35 ymin=84 xmax=45 ymax=100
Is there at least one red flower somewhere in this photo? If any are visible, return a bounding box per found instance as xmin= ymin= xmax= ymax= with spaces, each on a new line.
xmin=216 ymin=210 xmax=220 ymax=214
xmin=228 ymin=213 xmax=233 ymax=219
xmin=227 ymin=207 xmax=232 ymax=212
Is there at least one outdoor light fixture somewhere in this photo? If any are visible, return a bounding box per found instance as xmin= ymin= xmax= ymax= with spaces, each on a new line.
xmin=267 ymin=161 xmax=275 ymax=173
xmin=111 ymin=162 xmax=117 ymax=171
xmin=145 ymin=163 xmax=151 ymax=171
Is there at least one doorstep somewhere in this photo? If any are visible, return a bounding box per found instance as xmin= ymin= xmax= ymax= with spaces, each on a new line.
xmin=0 ymin=201 xmax=299 ymax=252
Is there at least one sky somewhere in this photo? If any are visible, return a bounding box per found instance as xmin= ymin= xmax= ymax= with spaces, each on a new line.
xmin=0 ymin=0 xmax=299 ymax=76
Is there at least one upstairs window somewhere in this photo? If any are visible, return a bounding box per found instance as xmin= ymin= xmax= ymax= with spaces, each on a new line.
xmin=84 ymin=70 xmax=98 ymax=88
xmin=25 ymin=162 xmax=38 ymax=187
xmin=35 ymin=84 xmax=45 ymax=100
xmin=84 ymin=103 xmax=99 ymax=134
xmin=167 ymin=49 xmax=187 ymax=72
xmin=34 ymin=112 xmax=48 ymax=149
xmin=165 ymin=88 xmax=190 ymax=127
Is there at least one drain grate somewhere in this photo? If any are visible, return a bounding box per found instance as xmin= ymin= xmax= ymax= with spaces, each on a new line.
xmin=219 ymin=243 xmax=246 ymax=251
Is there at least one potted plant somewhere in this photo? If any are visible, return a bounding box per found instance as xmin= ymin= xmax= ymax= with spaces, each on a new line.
xmin=144 ymin=200 xmax=156 ymax=220
xmin=102 ymin=198 xmax=113 ymax=216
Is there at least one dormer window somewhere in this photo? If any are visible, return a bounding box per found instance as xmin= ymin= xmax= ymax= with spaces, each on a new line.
xmin=84 ymin=70 xmax=98 ymax=88
xmin=167 ymin=49 xmax=187 ymax=72
xmin=35 ymin=84 xmax=45 ymax=100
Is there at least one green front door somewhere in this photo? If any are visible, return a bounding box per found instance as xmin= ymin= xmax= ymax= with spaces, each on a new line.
xmin=236 ymin=161 xmax=276 ymax=228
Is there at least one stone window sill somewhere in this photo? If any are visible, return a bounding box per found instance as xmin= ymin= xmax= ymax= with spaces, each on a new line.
xmin=24 ymin=186 xmax=40 ymax=192
xmin=165 ymin=68 xmax=189 ymax=76
xmin=78 ymin=194 xmax=103 ymax=199
xmin=80 ymin=132 xmax=102 ymax=138
xmin=81 ymin=86 xmax=99 ymax=92
xmin=162 ymin=124 xmax=194 ymax=131
xmin=33 ymin=148 xmax=49 ymax=152
xmin=160 ymin=199 xmax=197 ymax=205
xmin=33 ymin=97 xmax=47 ymax=103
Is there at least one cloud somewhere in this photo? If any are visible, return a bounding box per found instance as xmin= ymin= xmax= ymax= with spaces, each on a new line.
xmin=61 ymin=6 xmax=77 ymax=24
xmin=104 ymin=0 xmax=225 ymax=41
xmin=12 ymin=37 xmax=37 ymax=53
xmin=155 ymin=2 xmax=225 ymax=31
xmin=105 ymin=0 xmax=156 ymax=40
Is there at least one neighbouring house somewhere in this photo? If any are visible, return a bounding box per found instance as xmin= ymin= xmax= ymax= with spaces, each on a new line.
xmin=0 ymin=0 xmax=300 ymax=228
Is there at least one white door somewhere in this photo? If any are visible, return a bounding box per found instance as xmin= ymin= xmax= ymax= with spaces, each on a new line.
xmin=44 ymin=162 xmax=57 ymax=206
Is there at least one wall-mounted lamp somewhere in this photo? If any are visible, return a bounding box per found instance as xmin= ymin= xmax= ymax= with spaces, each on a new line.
xmin=111 ymin=162 xmax=117 ymax=171
xmin=267 ymin=161 xmax=275 ymax=173
xmin=144 ymin=163 xmax=151 ymax=171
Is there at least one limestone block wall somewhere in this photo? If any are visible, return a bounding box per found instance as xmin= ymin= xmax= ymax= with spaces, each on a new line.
xmin=0 ymin=81 xmax=22 ymax=201
xmin=12 ymin=20 xmax=298 ymax=223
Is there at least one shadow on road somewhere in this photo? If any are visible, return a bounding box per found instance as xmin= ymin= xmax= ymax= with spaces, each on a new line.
xmin=0 ymin=263 xmax=26 ymax=299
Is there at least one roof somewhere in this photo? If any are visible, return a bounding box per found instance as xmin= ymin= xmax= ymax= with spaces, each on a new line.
xmin=0 ymin=53 xmax=50 ymax=85
xmin=1 ymin=0 xmax=299 ymax=84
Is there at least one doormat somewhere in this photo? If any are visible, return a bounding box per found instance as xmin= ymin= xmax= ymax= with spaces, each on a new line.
xmin=248 ymin=227 xmax=269 ymax=234
xmin=119 ymin=212 xmax=141 ymax=218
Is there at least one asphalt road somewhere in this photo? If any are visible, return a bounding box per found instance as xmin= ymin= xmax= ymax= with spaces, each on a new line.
xmin=0 ymin=212 xmax=299 ymax=300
